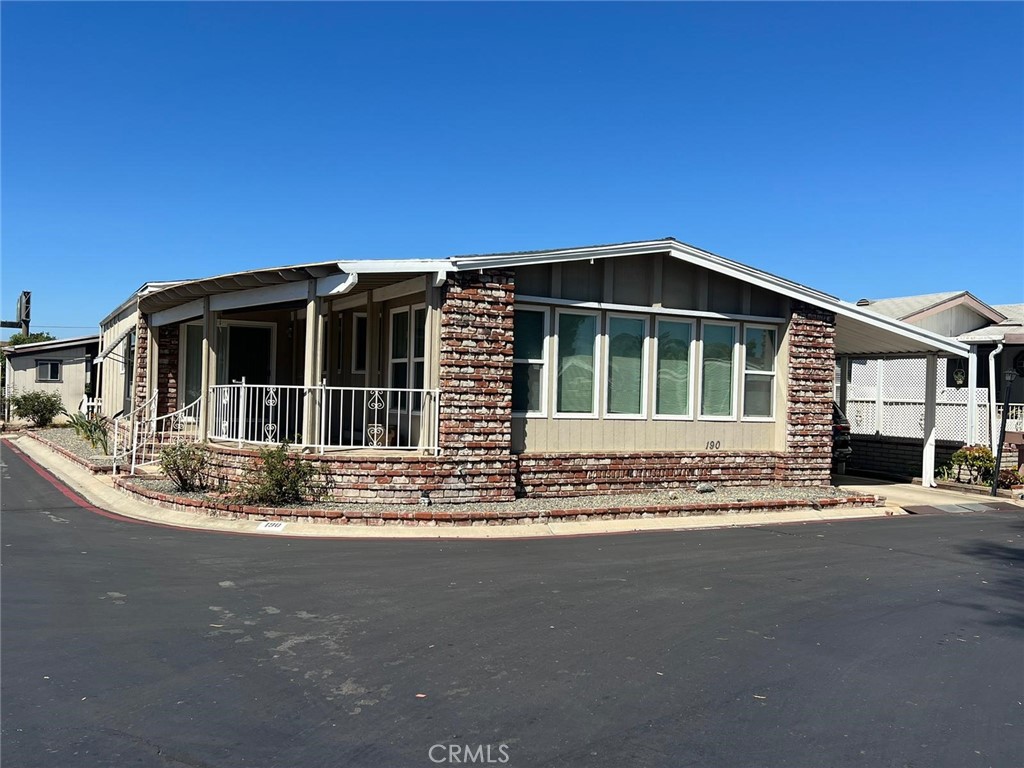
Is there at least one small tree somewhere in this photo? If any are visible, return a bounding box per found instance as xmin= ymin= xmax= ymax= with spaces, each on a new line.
xmin=5 ymin=332 xmax=56 ymax=346
xmin=10 ymin=391 xmax=64 ymax=427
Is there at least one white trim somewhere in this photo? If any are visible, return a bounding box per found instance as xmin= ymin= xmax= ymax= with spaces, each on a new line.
xmin=512 ymin=305 xmax=549 ymax=418
xmin=150 ymin=298 xmax=204 ymax=328
xmin=603 ymin=312 xmax=649 ymax=419
xmin=516 ymin=294 xmax=785 ymax=324
xmin=210 ymin=281 xmax=309 ymax=313
xmin=553 ymin=308 xmax=600 ymax=419
xmin=373 ymin=276 xmax=428 ymax=303
xmin=698 ymin=320 xmax=739 ymax=421
xmin=740 ymin=323 xmax=778 ymax=422
xmin=652 ymin=317 xmax=696 ymax=421
xmin=337 ymin=259 xmax=452 ymax=275
xmin=317 ymin=272 xmax=359 ymax=297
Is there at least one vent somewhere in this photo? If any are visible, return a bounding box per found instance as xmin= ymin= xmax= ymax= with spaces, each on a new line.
xmin=856 ymin=298 xmax=872 ymax=306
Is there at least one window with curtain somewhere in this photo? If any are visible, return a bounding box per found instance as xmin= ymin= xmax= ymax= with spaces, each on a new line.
xmin=606 ymin=316 xmax=645 ymax=415
xmin=655 ymin=320 xmax=692 ymax=416
xmin=701 ymin=323 xmax=736 ymax=417
xmin=556 ymin=312 xmax=597 ymax=414
xmin=513 ymin=308 xmax=546 ymax=414
xmin=743 ymin=326 xmax=777 ymax=418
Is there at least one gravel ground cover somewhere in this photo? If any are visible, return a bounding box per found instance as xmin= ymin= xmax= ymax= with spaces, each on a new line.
xmin=29 ymin=427 xmax=114 ymax=468
xmin=125 ymin=475 xmax=852 ymax=516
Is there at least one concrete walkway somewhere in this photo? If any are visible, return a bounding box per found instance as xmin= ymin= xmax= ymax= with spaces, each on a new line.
xmin=5 ymin=435 xmax=1018 ymax=540
xmin=833 ymin=474 xmax=1019 ymax=509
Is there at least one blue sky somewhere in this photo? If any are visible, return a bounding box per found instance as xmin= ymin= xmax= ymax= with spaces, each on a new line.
xmin=2 ymin=2 xmax=1022 ymax=340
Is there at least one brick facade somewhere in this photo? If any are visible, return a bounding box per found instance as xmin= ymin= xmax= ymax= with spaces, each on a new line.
xmin=156 ymin=324 xmax=180 ymax=417
xmin=517 ymin=452 xmax=784 ymax=497
xmin=132 ymin=313 xmax=150 ymax=413
xmin=782 ymin=301 xmax=836 ymax=485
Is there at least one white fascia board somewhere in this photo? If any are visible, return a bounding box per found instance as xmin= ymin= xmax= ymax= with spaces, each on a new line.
xmin=335 ymin=259 xmax=453 ymax=274
xmin=209 ymin=281 xmax=309 ymax=313
xmin=450 ymin=240 xmax=675 ymax=270
xmin=317 ymin=272 xmax=359 ymax=296
xmin=149 ymin=298 xmax=205 ymax=327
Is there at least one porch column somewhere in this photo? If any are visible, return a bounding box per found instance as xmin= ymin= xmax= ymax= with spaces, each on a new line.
xmin=146 ymin=321 xmax=159 ymax=419
xmin=874 ymin=359 xmax=885 ymax=434
xmin=198 ymin=298 xmax=219 ymax=441
xmin=966 ymin=345 xmax=978 ymax=444
xmin=921 ymin=353 xmax=938 ymax=487
xmin=301 ymin=280 xmax=323 ymax=448
xmin=421 ymin=274 xmax=444 ymax=450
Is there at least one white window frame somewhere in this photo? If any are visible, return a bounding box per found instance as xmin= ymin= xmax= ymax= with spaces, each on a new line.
xmin=602 ymin=312 xmax=649 ymax=420
xmin=741 ymin=323 xmax=778 ymax=422
xmin=553 ymin=308 xmax=601 ymax=419
xmin=652 ymin=317 xmax=695 ymax=421
xmin=351 ymin=312 xmax=367 ymax=374
xmin=512 ymin=305 xmax=549 ymax=418
xmin=387 ymin=304 xmax=426 ymax=412
xmin=36 ymin=359 xmax=62 ymax=383
xmin=698 ymin=320 xmax=740 ymax=421
xmin=179 ymin=319 xmax=278 ymax=400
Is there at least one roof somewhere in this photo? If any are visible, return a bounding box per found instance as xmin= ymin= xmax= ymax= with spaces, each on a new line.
xmin=100 ymin=281 xmax=186 ymax=326
xmin=957 ymin=303 xmax=1024 ymax=344
xmin=131 ymin=237 xmax=970 ymax=359
xmin=856 ymin=291 xmax=1006 ymax=324
xmin=3 ymin=335 xmax=99 ymax=357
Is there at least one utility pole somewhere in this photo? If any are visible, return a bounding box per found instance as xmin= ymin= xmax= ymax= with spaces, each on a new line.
xmin=1 ymin=291 xmax=31 ymax=336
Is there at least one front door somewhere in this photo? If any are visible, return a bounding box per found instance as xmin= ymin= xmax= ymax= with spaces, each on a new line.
xmin=227 ymin=325 xmax=273 ymax=385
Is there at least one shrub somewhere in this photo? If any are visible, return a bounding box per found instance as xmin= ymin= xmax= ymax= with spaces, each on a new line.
xmin=10 ymin=391 xmax=64 ymax=427
xmin=159 ymin=442 xmax=210 ymax=492
xmin=997 ymin=468 xmax=1023 ymax=489
xmin=62 ymin=410 xmax=111 ymax=455
xmin=238 ymin=444 xmax=316 ymax=506
xmin=950 ymin=444 xmax=996 ymax=485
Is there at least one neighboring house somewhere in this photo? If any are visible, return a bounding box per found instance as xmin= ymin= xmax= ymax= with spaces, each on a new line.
xmin=3 ymin=335 xmax=101 ymax=420
xmin=839 ymin=292 xmax=1023 ymax=478
xmin=102 ymin=238 xmax=968 ymax=502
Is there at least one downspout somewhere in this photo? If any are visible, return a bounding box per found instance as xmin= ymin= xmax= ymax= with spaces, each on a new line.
xmin=988 ymin=343 xmax=1003 ymax=453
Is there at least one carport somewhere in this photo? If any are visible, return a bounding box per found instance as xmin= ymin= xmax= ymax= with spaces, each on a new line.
xmin=824 ymin=303 xmax=970 ymax=487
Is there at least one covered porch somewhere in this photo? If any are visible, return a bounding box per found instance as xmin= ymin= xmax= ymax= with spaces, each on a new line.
xmin=141 ymin=260 xmax=451 ymax=454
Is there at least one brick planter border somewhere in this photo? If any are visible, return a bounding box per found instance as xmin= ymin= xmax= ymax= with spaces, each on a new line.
xmin=112 ymin=474 xmax=881 ymax=527
xmin=23 ymin=430 xmax=113 ymax=475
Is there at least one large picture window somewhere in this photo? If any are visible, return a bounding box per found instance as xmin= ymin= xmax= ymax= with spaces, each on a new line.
xmin=556 ymin=311 xmax=598 ymax=415
xmin=513 ymin=308 xmax=547 ymax=415
xmin=743 ymin=326 xmax=776 ymax=418
xmin=606 ymin=315 xmax=646 ymax=416
xmin=655 ymin=319 xmax=692 ymax=417
xmin=700 ymin=323 xmax=736 ymax=418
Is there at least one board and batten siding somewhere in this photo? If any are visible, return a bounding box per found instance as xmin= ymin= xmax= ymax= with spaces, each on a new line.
xmin=99 ymin=307 xmax=139 ymax=419
xmin=6 ymin=345 xmax=93 ymax=418
xmin=510 ymin=252 xmax=793 ymax=454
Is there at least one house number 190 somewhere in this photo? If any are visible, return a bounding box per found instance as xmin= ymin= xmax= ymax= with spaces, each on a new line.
xmin=705 ymin=440 xmax=721 ymax=450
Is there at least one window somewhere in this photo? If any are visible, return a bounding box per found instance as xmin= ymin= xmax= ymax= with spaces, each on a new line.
xmin=743 ymin=326 xmax=776 ymax=418
xmin=700 ymin=323 xmax=736 ymax=418
xmin=351 ymin=313 xmax=367 ymax=373
xmin=655 ymin=319 xmax=693 ymax=417
xmin=555 ymin=311 xmax=598 ymax=415
xmin=36 ymin=360 xmax=61 ymax=382
xmin=389 ymin=306 xmax=426 ymax=410
xmin=513 ymin=308 xmax=547 ymax=415
xmin=606 ymin=315 xmax=646 ymax=416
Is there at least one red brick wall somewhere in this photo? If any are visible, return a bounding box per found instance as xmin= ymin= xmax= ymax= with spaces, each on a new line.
xmin=156 ymin=324 xmax=180 ymax=417
xmin=132 ymin=313 xmax=150 ymax=413
xmin=782 ymin=301 xmax=836 ymax=485
xmin=516 ymin=452 xmax=784 ymax=497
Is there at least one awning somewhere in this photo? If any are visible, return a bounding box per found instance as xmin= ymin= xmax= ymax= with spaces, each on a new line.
xmin=95 ymin=325 xmax=134 ymax=363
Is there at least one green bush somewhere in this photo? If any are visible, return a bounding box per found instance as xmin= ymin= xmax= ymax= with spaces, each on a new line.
xmin=159 ymin=442 xmax=210 ymax=492
xmin=238 ymin=444 xmax=316 ymax=506
xmin=950 ymin=444 xmax=996 ymax=485
xmin=10 ymin=391 xmax=64 ymax=427
xmin=62 ymin=410 xmax=111 ymax=455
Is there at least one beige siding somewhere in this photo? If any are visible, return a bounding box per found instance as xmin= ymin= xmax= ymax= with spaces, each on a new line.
xmin=99 ymin=308 xmax=139 ymax=418
xmin=7 ymin=346 xmax=92 ymax=419
xmin=512 ymin=417 xmax=777 ymax=453
xmin=913 ymin=305 xmax=991 ymax=337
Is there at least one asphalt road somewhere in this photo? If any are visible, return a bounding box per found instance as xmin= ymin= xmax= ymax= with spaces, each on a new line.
xmin=2 ymin=442 xmax=1022 ymax=768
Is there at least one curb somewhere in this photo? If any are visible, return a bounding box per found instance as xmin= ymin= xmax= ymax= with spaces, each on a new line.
xmin=21 ymin=430 xmax=114 ymax=475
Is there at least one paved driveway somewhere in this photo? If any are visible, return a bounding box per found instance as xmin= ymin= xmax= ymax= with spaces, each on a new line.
xmin=3 ymin=445 xmax=1023 ymax=768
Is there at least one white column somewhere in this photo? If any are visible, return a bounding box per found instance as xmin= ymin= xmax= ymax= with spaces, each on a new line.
xmin=966 ymin=346 xmax=978 ymax=445
xmin=838 ymin=356 xmax=849 ymax=412
xmin=921 ymin=354 xmax=938 ymax=487
xmin=199 ymin=297 xmax=218 ymax=440
xmin=874 ymin=358 xmax=885 ymax=434
xmin=302 ymin=280 xmax=322 ymax=448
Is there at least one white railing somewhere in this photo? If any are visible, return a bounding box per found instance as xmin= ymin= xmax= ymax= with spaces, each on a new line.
xmin=996 ymin=403 xmax=1024 ymax=435
xmin=208 ymin=381 xmax=440 ymax=453
xmin=112 ymin=392 xmax=156 ymax=474
xmin=845 ymin=398 xmax=1024 ymax=444
xmin=130 ymin=397 xmax=203 ymax=472
xmin=80 ymin=396 xmax=102 ymax=417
